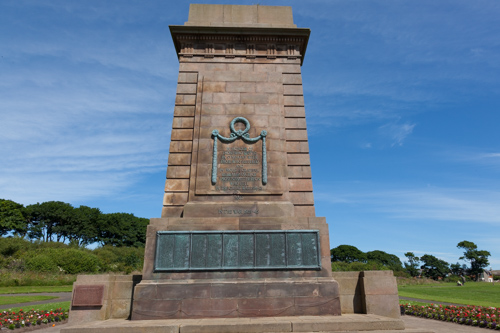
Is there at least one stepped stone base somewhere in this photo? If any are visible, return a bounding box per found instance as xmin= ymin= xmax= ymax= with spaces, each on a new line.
xmin=61 ymin=314 xmax=433 ymax=333
xmin=131 ymin=278 xmax=340 ymax=320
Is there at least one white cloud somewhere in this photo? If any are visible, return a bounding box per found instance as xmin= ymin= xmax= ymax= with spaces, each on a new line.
xmin=378 ymin=121 xmax=416 ymax=146
xmin=317 ymin=186 xmax=500 ymax=225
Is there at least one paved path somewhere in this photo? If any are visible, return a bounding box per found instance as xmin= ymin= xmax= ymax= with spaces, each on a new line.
xmin=0 ymin=292 xmax=72 ymax=309
xmin=17 ymin=316 xmax=492 ymax=333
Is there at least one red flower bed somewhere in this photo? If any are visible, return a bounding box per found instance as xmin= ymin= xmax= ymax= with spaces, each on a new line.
xmin=0 ymin=308 xmax=68 ymax=330
xmin=402 ymin=303 xmax=499 ymax=329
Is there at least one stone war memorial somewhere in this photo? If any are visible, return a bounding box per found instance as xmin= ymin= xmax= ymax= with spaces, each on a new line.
xmin=64 ymin=4 xmax=432 ymax=333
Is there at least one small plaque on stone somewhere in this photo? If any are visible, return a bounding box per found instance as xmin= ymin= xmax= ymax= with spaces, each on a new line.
xmin=72 ymin=285 xmax=105 ymax=307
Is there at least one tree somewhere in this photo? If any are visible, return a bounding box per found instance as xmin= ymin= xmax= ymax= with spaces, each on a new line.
xmin=97 ymin=213 xmax=147 ymax=247
xmin=457 ymin=240 xmax=491 ymax=281
xmin=404 ymin=252 xmax=421 ymax=277
xmin=450 ymin=262 xmax=467 ymax=276
xmin=420 ymin=254 xmax=449 ymax=280
xmin=330 ymin=245 xmax=366 ymax=263
xmin=25 ymin=201 xmax=74 ymax=242
xmin=0 ymin=199 xmax=28 ymax=237
xmin=366 ymin=250 xmax=403 ymax=271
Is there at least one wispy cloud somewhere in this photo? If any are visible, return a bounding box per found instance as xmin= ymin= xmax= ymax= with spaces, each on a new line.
xmin=316 ymin=186 xmax=500 ymax=225
xmin=378 ymin=122 xmax=416 ymax=146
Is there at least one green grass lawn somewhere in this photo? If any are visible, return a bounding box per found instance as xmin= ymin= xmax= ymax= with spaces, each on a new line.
xmin=0 ymin=295 xmax=58 ymax=306
xmin=0 ymin=285 xmax=73 ymax=294
xmin=0 ymin=301 xmax=71 ymax=312
xmin=398 ymin=282 xmax=500 ymax=307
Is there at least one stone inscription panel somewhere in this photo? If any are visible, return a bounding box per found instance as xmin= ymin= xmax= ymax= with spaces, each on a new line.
xmin=72 ymin=285 xmax=105 ymax=307
xmin=195 ymin=117 xmax=283 ymax=196
xmin=154 ymin=230 xmax=321 ymax=271
xmin=216 ymin=147 xmax=262 ymax=192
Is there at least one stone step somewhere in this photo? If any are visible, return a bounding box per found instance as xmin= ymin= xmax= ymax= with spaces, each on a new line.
xmin=61 ymin=314 xmax=434 ymax=333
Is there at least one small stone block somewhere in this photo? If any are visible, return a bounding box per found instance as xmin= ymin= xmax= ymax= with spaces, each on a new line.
xmin=72 ymin=285 xmax=105 ymax=307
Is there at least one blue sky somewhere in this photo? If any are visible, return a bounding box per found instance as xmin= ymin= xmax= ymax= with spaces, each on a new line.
xmin=1 ymin=0 xmax=499 ymax=268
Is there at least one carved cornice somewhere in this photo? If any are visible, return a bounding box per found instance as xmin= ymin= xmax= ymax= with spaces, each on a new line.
xmin=169 ymin=25 xmax=310 ymax=65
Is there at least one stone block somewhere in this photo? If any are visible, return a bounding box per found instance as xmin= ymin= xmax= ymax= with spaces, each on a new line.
xmin=204 ymin=71 xmax=240 ymax=82
xmin=289 ymin=178 xmax=313 ymax=191
xmin=202 ymin=81 xmax=226 ymax=93
xmin=161 ymin=206 xmax=184 ymax=218
xmin=163 ymin=192 xmax=189 ymax=206
xmin=254 ymin=104 xmax=279 ymax=115
xmin=237 ymin=297 xmax=295 ymax=317
xmin=224 ymin=103 xmax=255 ymax=115
xmin=241 ymin=72 xmax=267 ymax=82
xmin=362 ymin=275 xmax=398 ymax=295
xmin=225 ymin=81 xmax=256 ymax=93
xmin=203 ymin=63 xmax=228 ymax=71
xmin=202 ymin=103 xmax=224 ymax=114
xmin=365 ymin=294 xmax=401 ymax=319
xmin=168 ymin=153 xmax=191 ymax=166
xmin=213 ymin=92 xmax=240 ymax=104
xmin=176 ymin=83 xmax=197 ymax=94
xmin=186 ymin=4 xmax=296 ymax=28
xmin=201 ymin=92 xmax=213 ymax=103
xmin=178 ymin=72 xmax=198 ymax=83
xmin=282 ymin=73 xmax=302 ymax=84
xmin=172 ymin=117 xmax=194 ymax=129
xmin=164 ymin=179 xmax=189 ymax=192
xmin=166 ymin=166 xmax=190 ymax=179
xmin=181 ymin=298 xmax=239 ymax=318
xmin=284 ymin=117 xmax=307 ymax=129
xmin=284 ymin=106 xmax=306 ymax=117
xmin=227 ymin=63 xmax=253 ymax=72
xmin=255 ymin=82 xmax=282 ymax=93
xmin=283 ymin=84 xmax=303 ymax=95
xmin=169 ymin=141 xmax=193 ymax=153
xmin=287 ymin=166 xmax=312 ymax=178
xmin=254 ymin=63 xmax=276 ymax=72
xmin=175 ymin=94 xmax=196 ymax=105
xmin=289 ymin=192 xmax=314 ymax=205
xmin=294 ymin=205 xmax=316 ymax=217
xmin=240 ymin=93 xmax=269 ymax=104
xmin=174 ymin=105 xmax=195 ymax=117
xmin=171 ymin=129 xmax=193 ymax=141
xmin=285 ymin=141 xmax=309 ymax=153
xmin=286 ymin=129 xmax=308 ymax=141
xmin=287 ymin=153 xmax=310 ymax=166
xmin=284 ymin=95 xmax=305 ymax=106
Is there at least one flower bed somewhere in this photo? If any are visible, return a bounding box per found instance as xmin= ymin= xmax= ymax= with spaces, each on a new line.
xmin=0 ymin=308 xmax=68 ymax=331
xmin=402 ymin=303 xmax=499 ymax=330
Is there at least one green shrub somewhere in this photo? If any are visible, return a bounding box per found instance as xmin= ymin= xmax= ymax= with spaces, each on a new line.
xmin=24 ymin=254 xmax=59 ymax=272
xmin=54 ymin=249 xmax=100 ymax=274
xmin=0 ymin=237 xmax=32 ymax=257
xmin=93 ymin=245 xmax=144 ymax=273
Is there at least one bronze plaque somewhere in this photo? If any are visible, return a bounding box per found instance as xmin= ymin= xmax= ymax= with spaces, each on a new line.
xmin=154 ymin=230 xmax=320 ymax=271
xmin=72 ymin=285 xmax=105 ymax=307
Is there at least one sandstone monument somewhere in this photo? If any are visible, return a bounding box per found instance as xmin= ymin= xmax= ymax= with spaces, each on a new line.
xmin=132 ymin=3 xmax=341 ymax=319
xmin=65 ymin=4 xmax=425 ymax=332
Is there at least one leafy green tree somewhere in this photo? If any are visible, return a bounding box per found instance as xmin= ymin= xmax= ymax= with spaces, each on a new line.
xmin=330 ymin=245 xmax=367 ymax=263
xmin=0 ymin=199 xmax=28 ymax=237
xmin=420 ymin=254 xmax=449 ymax=280
xmin=70 ymin=206 xmax=101 ymax=246
xmin=97 ymin=213 xmax=148 ymax=247
xmin=366 ymin=250 xmax=403 ymax=271
xmin=457 ymin=240 xmax=490 ymax=281
xmin=450 ymin=262 xmax=467 ymax=276
xmin=25 ymin=201 xmax=74 ymax=242
xmin=404 ymin=252 xmax=421 ymax=277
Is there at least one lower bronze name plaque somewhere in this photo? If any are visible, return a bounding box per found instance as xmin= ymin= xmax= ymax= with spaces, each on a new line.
xmin=154 ymin=230 xmax=321 ymax=272
xmin=72 ymin=285 xmax=105 ymax=307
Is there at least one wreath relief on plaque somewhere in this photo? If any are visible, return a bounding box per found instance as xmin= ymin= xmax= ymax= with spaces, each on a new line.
xmin=211 ymin=117 xmax=267 ymax=192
